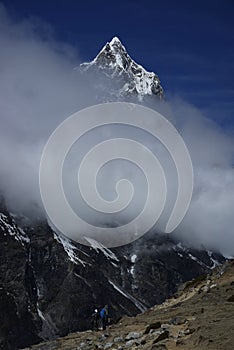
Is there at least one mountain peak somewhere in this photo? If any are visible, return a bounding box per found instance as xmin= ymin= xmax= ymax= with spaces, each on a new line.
xmin=94 ymin=36 xmax=129 ymax=69
xmin=81 ymin=37 xmax=164 ymax=100
xmin=109 ymin=36 xmax=122 ymax=45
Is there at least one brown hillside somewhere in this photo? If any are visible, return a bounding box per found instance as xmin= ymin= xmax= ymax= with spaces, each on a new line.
xmin=23 ymin=259 xmax=234 ymax=350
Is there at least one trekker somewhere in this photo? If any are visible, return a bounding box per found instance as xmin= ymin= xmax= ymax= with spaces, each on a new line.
xmin=91 ymin=309 xmax=100 ymax=331
xmin=100 ymin=305 xmax=108 ymax=330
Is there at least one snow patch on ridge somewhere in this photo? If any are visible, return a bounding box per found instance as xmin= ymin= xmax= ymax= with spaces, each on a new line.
xmin=0 ymin=212 xmax=29 ymax=244
xmin=85 ymin=236 xmax=119 ymax=262
xmin=130 ymin=254 xmax=137 ymax=275
xmin=207 ymin=250 xmax=221 ymax=269
xmin=37 ymin=303 xmax=46 ymax=321
xmin=188 ymin=253 xmax=208 ymax=268
xmin=53 ymin=233 xmax=87 ymax=266
xmin=108 ymin=279 xmax=146 ymax=312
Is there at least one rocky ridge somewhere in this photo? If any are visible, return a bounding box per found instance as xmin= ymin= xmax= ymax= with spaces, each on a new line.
xmin=0 ymin=197 xmax=225 ymax=349
xmin=23 ymin=259 xmax=234 ymax=350
xmin=80 ymin=37 xmax=164 ymax=101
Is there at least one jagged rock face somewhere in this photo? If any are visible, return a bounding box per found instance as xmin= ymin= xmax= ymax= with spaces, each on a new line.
xmin=0 ymin=198 xmax=225 ymax=349
xmin=0 ymin=203 xmax=41 ymax=349
xmin=23 ymin=260 xmax=234 ymax=350
xmin=80 ymin=37 xmax=164 ymax=101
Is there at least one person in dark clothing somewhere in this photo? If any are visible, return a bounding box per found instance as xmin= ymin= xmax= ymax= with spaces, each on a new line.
xmin=91 ymin=309 xmax=100 ymax=331
xmin=99 ymin=305 xmax=108 ymax=330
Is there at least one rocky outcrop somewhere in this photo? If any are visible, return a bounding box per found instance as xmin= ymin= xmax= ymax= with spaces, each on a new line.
xmin=22 ymin=260 xmax=234 ymax=350
xmin=0 ymin=197 xmax=225 ymax=349
xmin=80 ymin=37 xmax=164 ymax=101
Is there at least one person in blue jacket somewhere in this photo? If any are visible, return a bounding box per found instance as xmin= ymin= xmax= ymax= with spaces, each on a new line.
xmin=99 ymin=305 xmax=108 ymax=330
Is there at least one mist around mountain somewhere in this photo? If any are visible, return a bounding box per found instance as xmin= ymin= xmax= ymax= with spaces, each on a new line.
xmin=0 ymin=6 xmax=234 ymax=349
xmin=0 ymin=10 xmax=233 ymax=255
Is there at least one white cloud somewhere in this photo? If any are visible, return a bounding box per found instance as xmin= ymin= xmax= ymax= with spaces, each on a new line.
xmin=0 ymin=4 xmax=233 ymax=255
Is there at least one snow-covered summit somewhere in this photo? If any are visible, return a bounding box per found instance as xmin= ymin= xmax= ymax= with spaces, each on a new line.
xmin=81 ymin=36 xmax=164 ymax=100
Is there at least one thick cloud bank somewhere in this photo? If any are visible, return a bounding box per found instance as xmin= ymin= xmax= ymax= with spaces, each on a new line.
xmin=0 ymin=4 xmax=89 ymax=212
xmin=0 ymin=4 xmax=233 ymax=255
xmin=170 ymin=100 xmax=234 ymax=257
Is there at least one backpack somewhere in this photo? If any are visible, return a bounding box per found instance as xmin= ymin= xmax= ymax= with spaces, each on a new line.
xmin=100 ymin=308 xmax=106 ymax=319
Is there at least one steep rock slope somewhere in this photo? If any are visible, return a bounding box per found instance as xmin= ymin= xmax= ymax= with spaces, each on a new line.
xmin=0 ymin=198 xmax=225 ymax=349
xmin=23 ymin=259 xmax=234 ymax=350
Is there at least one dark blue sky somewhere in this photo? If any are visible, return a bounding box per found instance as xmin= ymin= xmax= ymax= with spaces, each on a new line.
xmin=2 ymin=0 xmax=234 ymax=127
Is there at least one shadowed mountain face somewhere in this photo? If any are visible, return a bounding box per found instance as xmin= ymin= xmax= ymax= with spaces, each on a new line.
xmin=22 ymin=259 xmax=234 ymax=350
xmin=0 ymin=198 xmax=225 ymax=349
